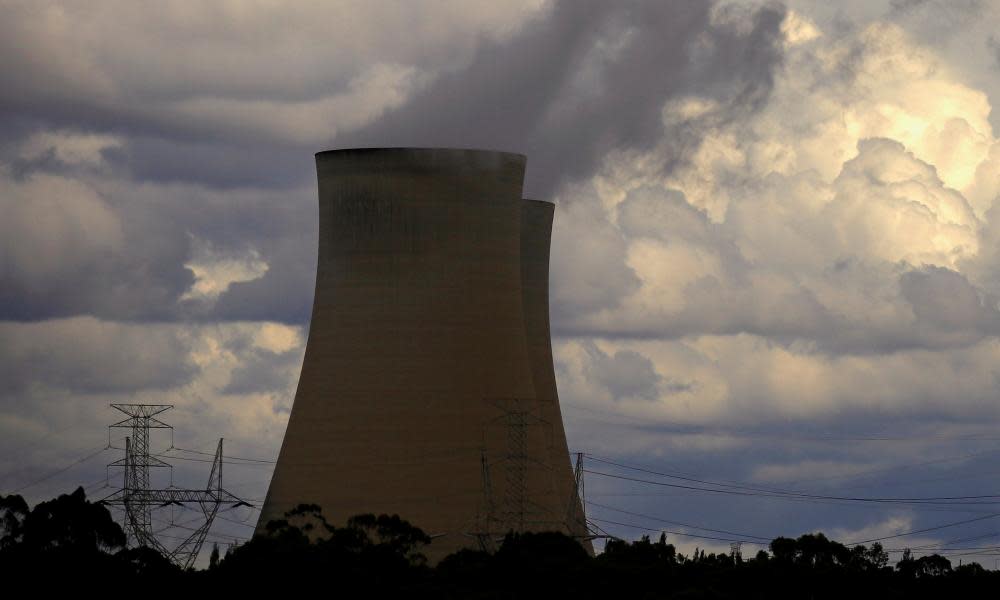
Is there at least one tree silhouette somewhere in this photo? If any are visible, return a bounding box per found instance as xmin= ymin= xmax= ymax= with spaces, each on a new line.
xmin=20 ymin=487 xmax=124 ymax=553
xmin=1 ymin=487 xmax=128 ymax=582
xmin=346 ymin=513 xmax=431 ymax=565
xmin=4 ymin=489 xmax=1000 ymax=597
xmin=0 ymin=493 xmax=29 ymax=549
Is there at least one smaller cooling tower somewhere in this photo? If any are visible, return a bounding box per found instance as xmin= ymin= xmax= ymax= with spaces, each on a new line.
xmin=520 ymin=199 xmax=591 ymax=551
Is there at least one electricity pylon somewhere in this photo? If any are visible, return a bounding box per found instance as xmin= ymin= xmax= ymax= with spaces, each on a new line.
xmin=502 ymin=405 xmax=530 ymax=533
xmin=471 ymin=446 xmax=499 ymax=553
xmin=101 ymin=404 xmax=251 ymax=570
xmin=566 ymin=452 xmax=588 ymax=536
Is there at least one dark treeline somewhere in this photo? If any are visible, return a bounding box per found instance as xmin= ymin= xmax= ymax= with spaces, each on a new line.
xmin=2 ymin=488 xmax=998 ymax=597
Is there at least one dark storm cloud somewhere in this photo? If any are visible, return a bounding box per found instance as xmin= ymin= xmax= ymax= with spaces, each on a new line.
xmin=341 ymin=0 xmax=787 ymax=199
xmin=0 ymin=0 xmax=787 ymax=326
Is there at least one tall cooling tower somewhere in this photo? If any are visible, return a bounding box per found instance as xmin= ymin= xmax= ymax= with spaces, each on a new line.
xmin=258 ymin=148 xmax=586 ymax=560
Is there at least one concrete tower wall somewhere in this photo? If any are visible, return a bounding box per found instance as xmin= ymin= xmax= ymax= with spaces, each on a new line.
xmin=258 ymin=148 xmax=583 ymax=560
xmin=520 ymin=199 xmax=591 ymax=551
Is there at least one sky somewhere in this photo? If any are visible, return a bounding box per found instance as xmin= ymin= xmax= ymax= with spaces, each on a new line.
xmin=4 ymin=0 xmax=1000 ymax=565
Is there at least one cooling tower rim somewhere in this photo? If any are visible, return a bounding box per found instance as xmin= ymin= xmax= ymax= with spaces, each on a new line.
xmin=523 ymin=198 xmax=555 ymax=207
xmin=315 ymin=146 xmax=525 ymax=161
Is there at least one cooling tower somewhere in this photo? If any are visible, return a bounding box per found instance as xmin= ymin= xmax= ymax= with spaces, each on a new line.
xmin=520 ymin=199 xmax=592 ymax=553
xmin=258 ymin=148 xmax=585 ymax=560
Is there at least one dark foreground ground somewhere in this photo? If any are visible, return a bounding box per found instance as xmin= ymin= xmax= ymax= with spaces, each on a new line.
xmin=2 ymin=487 xmax=997 ymax=598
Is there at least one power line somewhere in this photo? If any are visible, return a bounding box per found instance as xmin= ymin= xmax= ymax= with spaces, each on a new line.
xmin=909 ymin=531 xmax=1000 ymax=551
xmin=588 ymin=516 xmax=769 ymax=546
xmin=563 ymin=404 xmax=1000 ymax=442
xmin=585 ymin=491 xmax=1000 ymax=515
xmin=583 ymin=456 xmax=1000 ymax=505
xmin=169 ymin=446 xmax=276 ymax=464
xmin=778 ymin=447 xmax=1000 ymax=488
xmin=846 ymin=512 xmax=1000 ymax=545
xmin=214 ymin=514 xmax=257 ymax=529
xmin=585 ymin=500 xmax=773 ymax=541
xmin=8 ymin=445 xmax=111 ymax=494
xmin=154 ymin=453 xmax=272 ymax=467
xmin=582 ymin=473 xmax=1000 ymax=553
xmin=587 ymin=455 xmax=811 ymax=496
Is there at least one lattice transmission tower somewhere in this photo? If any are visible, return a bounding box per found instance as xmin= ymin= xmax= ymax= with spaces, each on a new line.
xmin=100 ymin=404 xmax=250 ymax=570
xmin=472 ymin=398 xmax=566 ymax=544
xmin=470 ymin=446 xmax=498 ymax=553
xmin=566 ymin=452 xmax=613 ymax=546
xmin=566 ymin=451 xmax=587 ymax=536
xmin=501 ymin=405 xmax=530 ymax=532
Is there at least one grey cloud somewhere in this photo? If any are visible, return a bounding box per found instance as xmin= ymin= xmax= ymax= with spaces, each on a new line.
xmin=0 ymin=318 xmax=197 ymax=395
xmin=887 ymin=0 xmax=984 ymax=37
xmin=221 ymin=346 xmax=303 ymax=396
xmin=340 ymin=0 xmax=787 ymax=199
xmin=0 ymin=4 xmax=534 ymax=194
xmin=0 ymin=3 xmax=536 ymax=140
xmin=0 ymin=166 xmax=317 ymax=323
xmin=899 ymin=265 xmax=1000 ymax=338
xmin=582 ymin=342 xmax=664 ymax=401
xmin=0 ymin=169 xmax=194 ymax=322
xmin=0 ymin=0 xmax=787 ymax=325
xmin=989 ymin=35 xmax=1000 ymax=71
xmin=618 ymin=187 xmax=713 ymax=242
xmin=617 ymin=184 xmax=749 ymax=282
xmin=108 ymin=137 xmax=314 ymax=191
xmin=888 ymin=0 xmax=932 ymax=11
xmin=550 ymin=187 xmax=640 ymax=322
xmin=210 ymin=240 xmax=315 ymax=325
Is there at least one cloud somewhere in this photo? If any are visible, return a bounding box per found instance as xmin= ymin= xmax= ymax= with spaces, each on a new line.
xmin=0 ymin=1 xmax=546 ymax=142
xmin=555 ymin=330 xmax=1000 ymax=463
xmin=0 ymin=0 xmax=789 ymax=328
xmin=0 ymin=169 xmax=139 ymax=320
xmin=0 ymin=2 xmax=548 ymax=195
xmin=0 ymin=160 xmax=322 ymax=323
xmin=550 ymin=184 xmax=641 ymax=320
xmin=220 ymin=324 xmax=304 ymax=396
xmin=18 ymin=130 xmax=122 ymax=167
xmin=181 ymin=238 xmax=269 ymax=302
xmin=0 ymin=319 xmax=303 ymax=505
xmin=0 ymin=317 xmax=196 ymax=395
xmin=899 ymin=266 xmax=1000 ymax=339
xmin=827 ymin=514 xmax=923 ymax=547
xmin=549 ymin=17 xmax=1000 ymax=361
xmin=340 ymin=0 xmax=787 ymax=198
xmin=750 ymin=460 xmax=878 ymax=484
xmin=581 ymin=341 xmax=665 ymax=401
